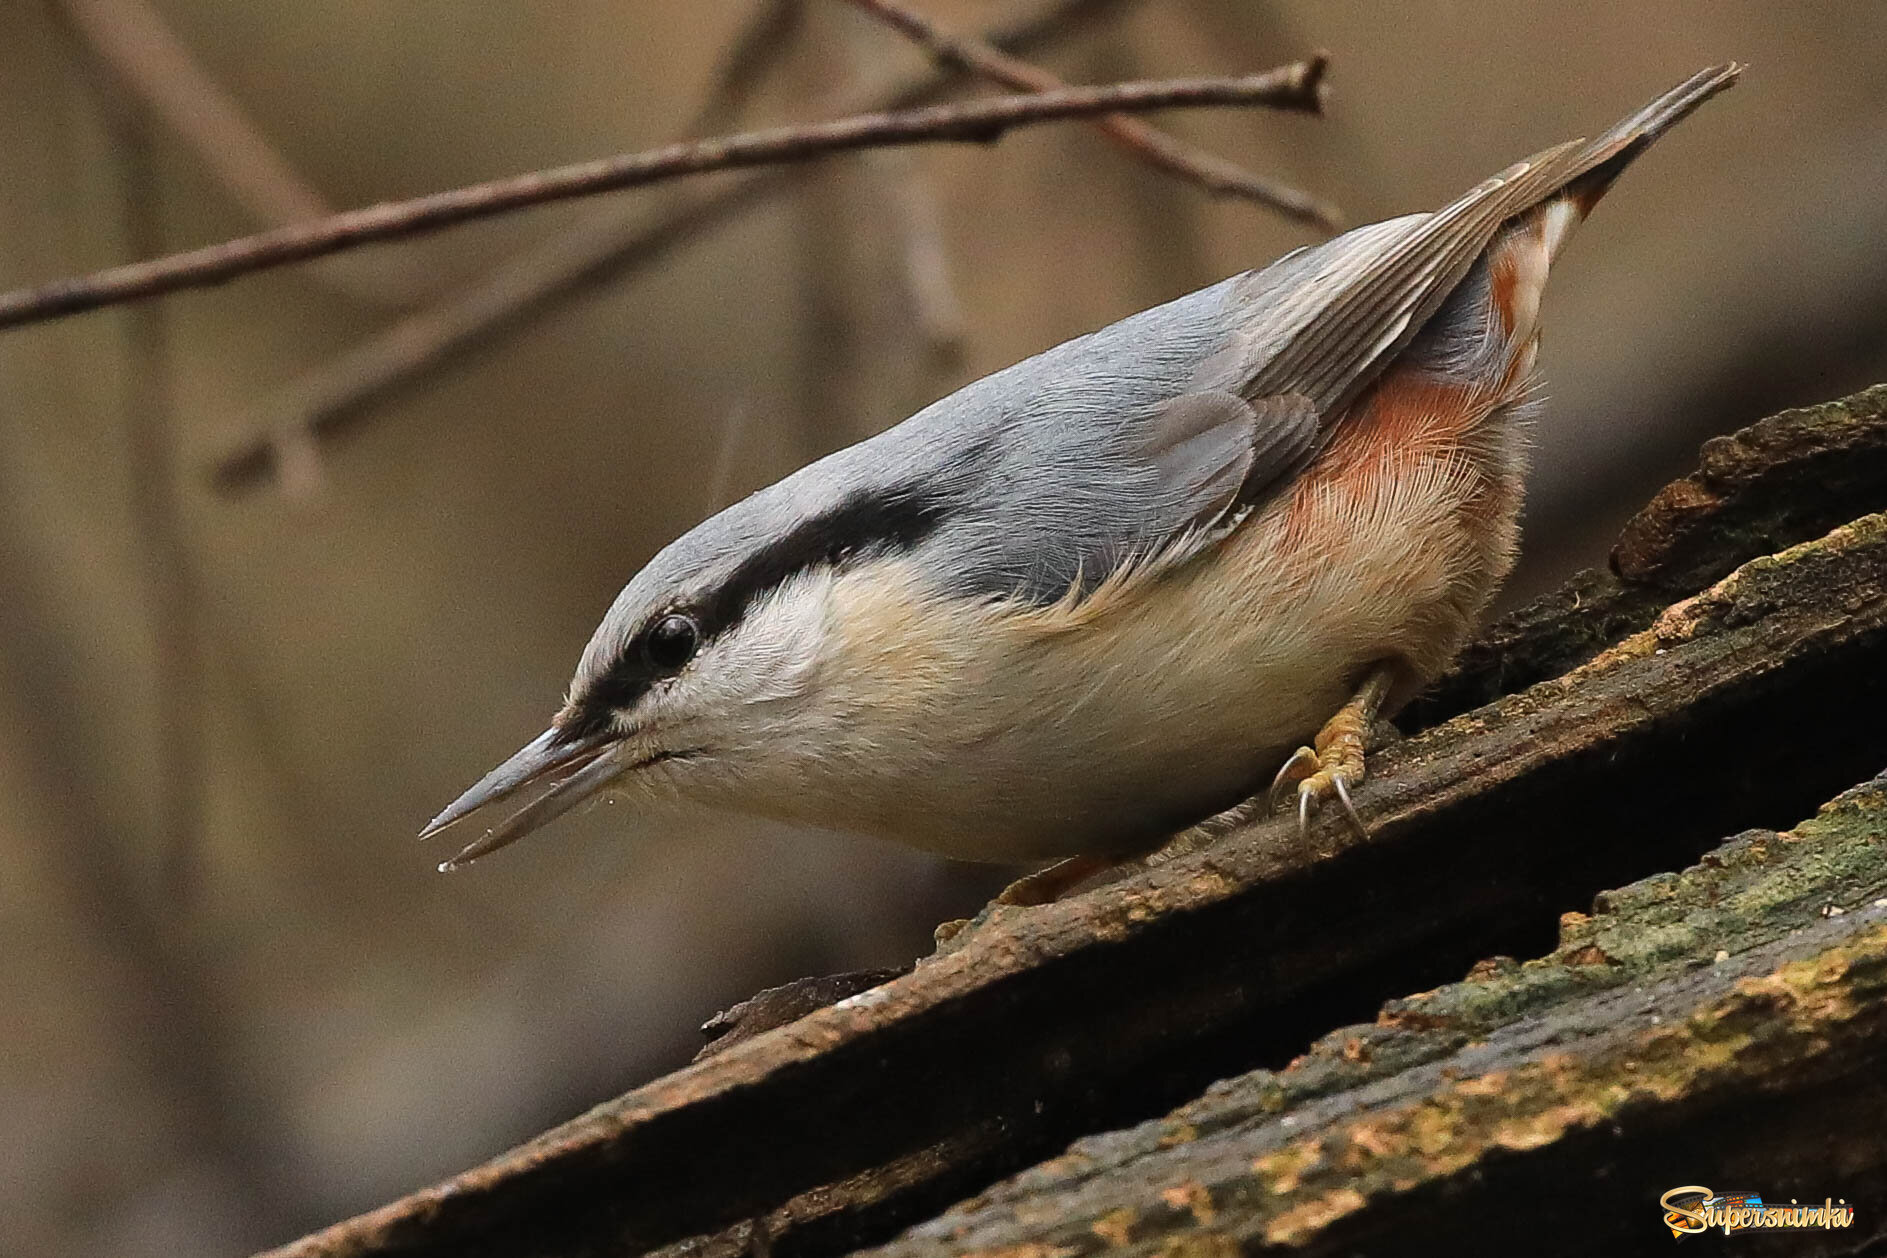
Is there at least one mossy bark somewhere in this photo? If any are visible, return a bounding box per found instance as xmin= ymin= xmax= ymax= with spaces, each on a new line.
xmin=873 ymin=778 xmax=1887 ymax=1258
xmin=261 ymin=387 xmax=1887 ymax=1258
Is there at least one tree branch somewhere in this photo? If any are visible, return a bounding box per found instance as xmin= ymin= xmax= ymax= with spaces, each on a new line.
xmin=254 ymin=386 xmax=1887 ymax=1258
xmin=870 ymin=783 xmax=1887 ymax=1258
xmin=840 ymin=0 xmax=1336 ymax=226
xmin=54 ymin=0 xmax=430 ymax=306
xmin=0 ymin=68 xmax=1325 ymax=332
xmin=204 ymin=0 xmax=1155 ymax=494
xmin=208 ymin=177 xmax=782 ymax=494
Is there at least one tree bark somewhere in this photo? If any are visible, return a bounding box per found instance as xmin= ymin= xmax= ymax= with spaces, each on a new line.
xmin=260 ymin=385 xmax=1887 ymax=1258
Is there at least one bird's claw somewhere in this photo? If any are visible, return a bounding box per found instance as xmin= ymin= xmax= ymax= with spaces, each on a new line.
xmin=1269 ymin=723 xmax=1371 ymax=841
xmin=1330 ymin=772 xmax=1366 ymax=836
xmin=1268 ymin=745 xmax=1320 ymax=813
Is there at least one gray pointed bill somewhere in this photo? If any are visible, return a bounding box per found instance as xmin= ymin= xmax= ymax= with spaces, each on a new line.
xmin=419 ymin=727 xmax=620 ymax=870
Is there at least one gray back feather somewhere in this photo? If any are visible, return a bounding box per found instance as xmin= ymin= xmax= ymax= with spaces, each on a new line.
xmin=587 ymin=65 xmax=1741 ymax=661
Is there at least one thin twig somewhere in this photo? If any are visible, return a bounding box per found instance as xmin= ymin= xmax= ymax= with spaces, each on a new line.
xmin=839 ymin=0 xmax=1337 ymax=227
xmin=55 ymin=0 xmax=429 ymax=306
xmin=0 ymin=70 xmax=1323 ymax=332
xmin=211 ymin=170 xmax=781 ymax=492
xmin=791 ymin=10 xmax=880 ymax=448
xmin=209 ymin=0 xmax=1148 ymax=493
xmin=822 ymin=5 xmax=967 ymax=360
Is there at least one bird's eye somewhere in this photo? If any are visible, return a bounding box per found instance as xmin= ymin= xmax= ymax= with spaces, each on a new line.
xmin=642 ymin=613 xmax=700 ymax=674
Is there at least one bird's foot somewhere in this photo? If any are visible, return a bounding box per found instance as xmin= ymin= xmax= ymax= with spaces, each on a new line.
xmin=1269 ymin=666 xmax=1396 ymax=840
xmin=1268 ymin=733 xmax=1366 ymax=838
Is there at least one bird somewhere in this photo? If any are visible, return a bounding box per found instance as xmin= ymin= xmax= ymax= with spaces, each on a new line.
xmin=421 ymin=64 xmax=1741 ymax=902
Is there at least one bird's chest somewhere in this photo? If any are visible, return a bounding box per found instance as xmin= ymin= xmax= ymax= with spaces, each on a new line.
xmin=791 ymin=396 xmax=1527 ymax=861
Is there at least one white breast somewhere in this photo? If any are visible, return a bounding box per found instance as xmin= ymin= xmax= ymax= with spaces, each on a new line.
xmin=687 ymin=432 xmax=1510 ymax=863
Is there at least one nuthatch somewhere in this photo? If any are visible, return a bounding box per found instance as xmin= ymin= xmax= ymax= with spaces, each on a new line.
xmin=422 ymin=66 xmax=1740 ymax=896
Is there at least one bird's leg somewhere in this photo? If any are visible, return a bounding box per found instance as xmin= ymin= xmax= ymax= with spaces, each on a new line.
xmin=1269 ymin=664 xmax=1397 ymax=838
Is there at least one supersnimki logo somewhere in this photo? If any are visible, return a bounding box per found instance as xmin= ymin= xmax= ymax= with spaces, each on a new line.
xmin=1659 ymin=1186 xmax=1855 ymax=1238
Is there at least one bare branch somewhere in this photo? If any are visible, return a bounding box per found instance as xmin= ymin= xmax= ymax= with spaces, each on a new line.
xmin=840 ymin=0 xmax=1337 ymax=226
xmin=254 ymin=389 xmax=1887 ymax=1258
xmin=210 ymin=173 xmax=780 ymax=493
xmin=0 ymin=66 xmax=301 ymax=1247
xmin=55 ymin=0 xmax=430 ymax=306
xmin=0 ymin=69 xmax=1325 ymax=332
xmin=209 ymin=0 xmax=1153 ymax=494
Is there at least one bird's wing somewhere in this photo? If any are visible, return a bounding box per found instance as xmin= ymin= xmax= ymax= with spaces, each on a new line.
xmin=923 ymin=201 xmax=1536 ymax=606
xmin=923 ymin=157 xmax=1596 ymax=607
xmin=1214 ymin=62 xmax=1740 ymax=439
xmin=911 ymin=288 xmax=1322 ymax=605
xmin=1211 ymin=143 xmax=1588 ymax=422
xmin=923 ymin=66 xmax=1741 ymax=606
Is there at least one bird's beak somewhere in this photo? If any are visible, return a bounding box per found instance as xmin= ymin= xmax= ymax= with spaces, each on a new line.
xmin=419 ymin=727 xmax=623 ymax=870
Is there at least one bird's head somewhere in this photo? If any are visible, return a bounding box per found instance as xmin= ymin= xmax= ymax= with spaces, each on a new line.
xmin=420 ymin=473 xmax=952 ymax=869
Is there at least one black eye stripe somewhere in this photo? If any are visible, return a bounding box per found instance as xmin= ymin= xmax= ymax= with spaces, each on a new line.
xmin=555 ymin=486 xmax=947 ymax=744
xmin=693 ymin=488 xmax=945 ymax=643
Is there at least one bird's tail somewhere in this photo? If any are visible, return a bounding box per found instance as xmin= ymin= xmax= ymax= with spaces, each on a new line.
xmin=1558 ymin=62 xmax=1744 ymax=223
xmin=1484 ymin=63 xmax=1741 ymax=348
xmin=1532 ymin=62 xmax=1736 ymax=260
xmin=1236 ymin=64 xmax=1742 ymax=419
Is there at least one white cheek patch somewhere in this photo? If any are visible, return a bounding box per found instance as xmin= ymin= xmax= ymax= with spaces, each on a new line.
xmin=671 ymin=571 xmax=831 ymax=715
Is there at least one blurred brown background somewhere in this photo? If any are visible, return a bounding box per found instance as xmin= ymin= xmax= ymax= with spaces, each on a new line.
xmin=2 ymin=2 xmax=1884 ymax=1254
